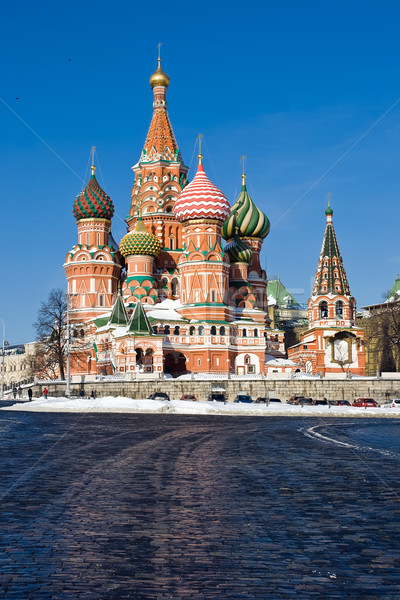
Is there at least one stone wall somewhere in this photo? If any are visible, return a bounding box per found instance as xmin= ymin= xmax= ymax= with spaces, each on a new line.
xmin=33 ymin=377 xmax=400 ymax=404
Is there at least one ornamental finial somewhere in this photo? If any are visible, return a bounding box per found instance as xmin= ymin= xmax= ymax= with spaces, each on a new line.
xmin=240 ymin=154 xmax=247 ymax=185
xmin=91 ymin=145 xmax=96 ymax=176
xmin=197 ymin=133 xmax=203 ymax=165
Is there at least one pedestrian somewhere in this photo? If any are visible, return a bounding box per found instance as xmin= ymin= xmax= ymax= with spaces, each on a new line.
xmin=18 ymin=386 xmax=22 ymax=398
xmin=28 ymin=388 xmax=33 ymax=401
xmin=91 ymin=390 xmax=96 ymax=399
xmin=43 ymin=387 xmax=48 ymax=399
xmin=80 ymin=388 xmax=84 ymax=398
xmin=12 ymin=387 xmax=17 ymax=399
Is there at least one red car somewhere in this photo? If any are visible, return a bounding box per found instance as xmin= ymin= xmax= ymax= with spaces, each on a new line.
xmin=181 ymin=394 xmax=198 ymax=401
xmin=352 ymin=398 xmax=379 ymax=408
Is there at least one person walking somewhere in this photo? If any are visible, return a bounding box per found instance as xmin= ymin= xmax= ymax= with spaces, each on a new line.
xmin=28 ymin=388 xmax=33 ymax=401
xmin=43 ymin=387 xmax=48 ymax=399
xmin=17 ymin=386 xmax=22 ymax=398
xmin=90 ymin=390 xmax=96 ymax=399
xmin=12 ymin=387 xmax=17 ymax=399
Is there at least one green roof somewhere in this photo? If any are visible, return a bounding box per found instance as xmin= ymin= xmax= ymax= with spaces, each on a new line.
xmin=386 ymin=276 xmax=400 ymax=301
xmin=127 ymin=301 xmax=153 ymax=334
xmin=267 ymin=278 xmax=301 ymax=308
xmin=108 ymin=295 xmax=128 ymax=326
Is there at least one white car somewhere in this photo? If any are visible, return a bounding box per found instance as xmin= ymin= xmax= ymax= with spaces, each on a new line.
xmin=382 ymin=399 xmax=400 ymax=408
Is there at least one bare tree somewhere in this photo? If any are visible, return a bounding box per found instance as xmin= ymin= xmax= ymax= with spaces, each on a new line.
xmin=34 ymin=289 xmax=67 ymax=380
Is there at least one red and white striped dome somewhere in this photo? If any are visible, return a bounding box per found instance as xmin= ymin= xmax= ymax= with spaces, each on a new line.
xmin=174 ymin=160 xmax=230 ymax=223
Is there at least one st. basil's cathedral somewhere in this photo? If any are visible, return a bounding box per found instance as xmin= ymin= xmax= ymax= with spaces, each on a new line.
xmin=64 ymin=57 xmax=365 ymax=378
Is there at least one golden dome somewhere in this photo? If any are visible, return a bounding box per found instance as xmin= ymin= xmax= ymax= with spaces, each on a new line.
xmin=149 ymin=58 xmax=170 ymax=89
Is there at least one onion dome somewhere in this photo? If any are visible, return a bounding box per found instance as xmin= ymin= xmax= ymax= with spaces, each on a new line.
xmin=174 ymin=155 xmax=230 ymax=222
xmin=149 ymin=58 xmax=170 ymax=89
xmin=225 ymin=226 xmax=253 ymax=264
xmin=325 ymin=205 xmax=333 ymax=216
xmin=119 ymin=210 xmax=162 ymax=257
xmin=222 ymin=174 xmax=270 ymax=240
xmin=73 ymin=166 xmax=114 ymax=221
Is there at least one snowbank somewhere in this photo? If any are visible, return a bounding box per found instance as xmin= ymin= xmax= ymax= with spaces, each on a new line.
xmin=2 ymin=396 xmax=400 ymax=417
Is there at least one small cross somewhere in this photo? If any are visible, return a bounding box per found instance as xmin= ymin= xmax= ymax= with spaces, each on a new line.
xmin=197 ymin=133 xmax=203 ymax=154
xmin=157 ymin=43 xmax=161 ymax=60
xmin=240 ymin=154 xmax=247 ymax=175
xmin=326 ymin=192 xmax=331 ymax=207
xmin=91 ymin=145 xmax=96 ymax=166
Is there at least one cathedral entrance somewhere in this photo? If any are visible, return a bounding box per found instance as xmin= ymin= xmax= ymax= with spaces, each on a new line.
xmin=164 ymin=352 xmax=187 ymax=377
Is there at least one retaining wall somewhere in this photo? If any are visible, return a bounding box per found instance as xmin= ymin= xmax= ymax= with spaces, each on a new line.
xmin=33 ymin=378 xmax=400 ymax=404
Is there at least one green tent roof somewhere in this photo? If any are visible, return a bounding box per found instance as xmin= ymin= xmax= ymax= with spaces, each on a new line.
xmin=127 ymin=301 xmax=153 ymax=334
xmin=108 ymin=295 xmax=128 ymax=326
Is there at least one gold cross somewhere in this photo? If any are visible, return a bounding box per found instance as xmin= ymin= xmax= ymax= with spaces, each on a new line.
xmin=240 ymin=154 xmax=247 ymax=175
xmin=157 ymin=43 xmax=161 ymax=60
xmin=326 ymin=192 xmax=331 ymax=207
xmin=91 ymin=145 xmax=96 ymax=166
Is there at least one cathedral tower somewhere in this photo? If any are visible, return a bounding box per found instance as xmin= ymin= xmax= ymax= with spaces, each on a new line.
xmin=174 ymin=152 xmax=231 ymax=322
xmin=127 ymin=55 xmax=189 ymax=300
xmin=64 ymin=160 xmax=122 ymax=323
xmin=287 ymin=202 xmax=365 ymax=375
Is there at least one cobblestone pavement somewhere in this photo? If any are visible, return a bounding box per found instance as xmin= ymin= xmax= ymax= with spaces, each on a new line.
xmin=0 ymin=412 xmax=399 ymax=599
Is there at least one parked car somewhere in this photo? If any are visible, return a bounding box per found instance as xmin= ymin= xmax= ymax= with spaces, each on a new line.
xmin=352 ymin=398 xmax=379 ymax=408
xmin=207 ymin=392 xmax=227 ymax=402
xmin=181 ymin=394 xmax=197 ymax=401
xmin=328 ymin=400 xmax=351 ymax=406
xmin=255 ymin=397 xmax=282 ymax=404
xmin=295 ymin=397 xmax=313 ymax=405
xmin=288 ymin=395 xmax=305 ymax=405
xmin=234 ymin=393 xmax=253 ymax=403
xmin=314 ymin=399 xmax=328 ymax=405
xmin=382 ymin=398 xmax=400 ymax=408
xmin=148 ymin=392 xmax=170 ymax=401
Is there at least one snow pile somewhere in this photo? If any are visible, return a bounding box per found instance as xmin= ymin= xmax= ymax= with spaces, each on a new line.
xmin=2 ymin=396 xmax=400 ymax=417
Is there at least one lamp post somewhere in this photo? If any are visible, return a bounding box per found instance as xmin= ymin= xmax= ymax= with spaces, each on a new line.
xmin=0 ymin=318 xmax=5 ymax=399
xmin=66 ymin=295 xmax=71 ymax=398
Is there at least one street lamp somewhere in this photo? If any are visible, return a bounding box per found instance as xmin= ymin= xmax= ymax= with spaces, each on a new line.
xmin=0 ymin=318 xmax=5 ymax=399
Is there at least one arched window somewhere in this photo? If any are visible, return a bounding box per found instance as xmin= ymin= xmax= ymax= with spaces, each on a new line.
xmin=210 ymin=325 xmax=217 ymax=335
xmin=254 ymin=328 xmax=259 ymax=338
xmin=174 ymin=326 xmax=180 ymax=335
xmin=320 ymin=301 xmax=328 ymax=318
xmin=166 ymin=206 xmax=172 ymax=213
xmin=164 ymin=325 xmax=170 ymax=335
xmin=161 ymin=278 xmax=168 ymax=288
xmin=350 ymin=300 xmax=356 ymax=320
xmin=242 ymin=328 xmax=247 ymax=337
xmin=189 ymin=326 xmax=195 ymax=335
xmin=335 ymin=301 xmax=343 ymax=317
xmin=198 ymin=326 xmax=204 ymax=335
xmin=152 ymin=325 xmax=158 ymax=334
xmin=169 ymin=236 xmax=175 ymax=250
xmin=219 ymin=326 xmax=226 ymax=335
xmin=171 ymin=278 xmax=178 ymax=296
xmin=135 ymin=348 xmax=144 ymax=366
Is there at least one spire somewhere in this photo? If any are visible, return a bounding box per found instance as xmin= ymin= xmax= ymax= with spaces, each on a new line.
xmin=312 ymin=202 xmax=350 ymax=297
xmin=140 ymin=52 xmax=181 ymax=163
xmin=127 ymin=301 xmax=153 ymax=334
xmin=108 ymin=295 xmax=128 ymax=326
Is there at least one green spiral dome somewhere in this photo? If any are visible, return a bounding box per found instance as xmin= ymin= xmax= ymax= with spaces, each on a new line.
xmin=225 ymin=229 xmax=253 ymax=264
xmin=222 ymin=176 xmax=270 ymax=240
xmin=120 ymin=217 xmax=162 ymax=257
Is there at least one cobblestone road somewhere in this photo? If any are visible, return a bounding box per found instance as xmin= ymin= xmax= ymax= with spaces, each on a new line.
xmin=0 ymin=411 xmax=399 ymax=599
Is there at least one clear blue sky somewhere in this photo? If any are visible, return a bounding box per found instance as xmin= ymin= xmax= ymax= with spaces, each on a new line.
xmin=1 ymin=0 xmax=399 ymax=344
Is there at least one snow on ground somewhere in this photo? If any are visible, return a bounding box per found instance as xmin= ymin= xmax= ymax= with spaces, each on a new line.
xmin=2 ymin=396 xmax=400 ymax=417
